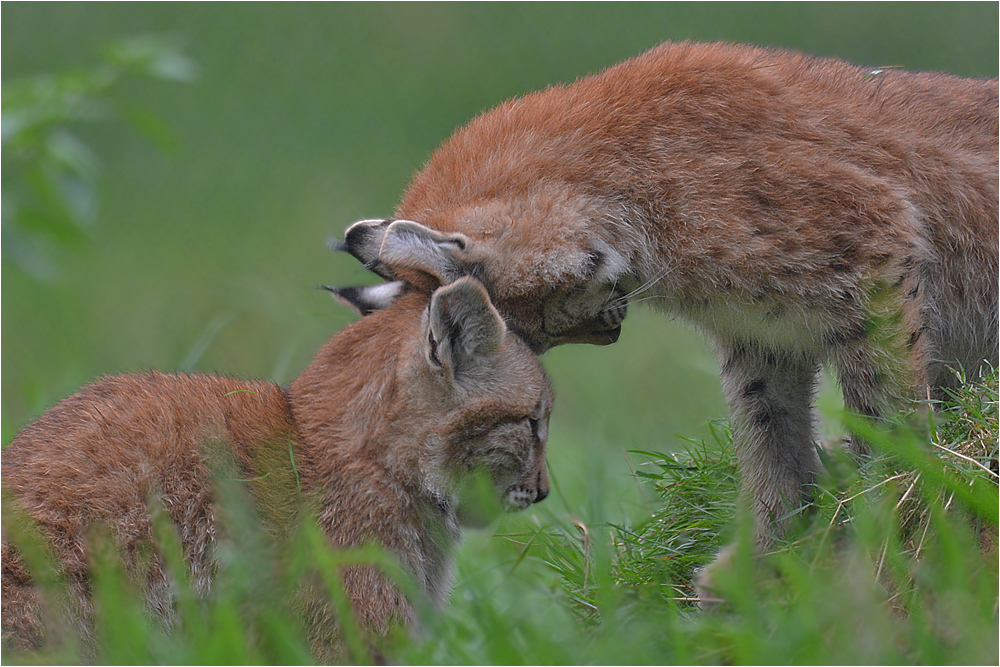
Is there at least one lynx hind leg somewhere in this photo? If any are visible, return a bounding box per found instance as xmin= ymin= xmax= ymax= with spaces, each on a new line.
xmin=830 ymin=339 xmax=910 ymax=457
xmin=717 ymin=342 xmax=823 ymax=547
xmin=828 ymin=281 xmax=921 ymax=455
xmin=2 ymin=540 xmax=46 ymax=650
xmin=1 ymin=538 xmax=93 ymax=653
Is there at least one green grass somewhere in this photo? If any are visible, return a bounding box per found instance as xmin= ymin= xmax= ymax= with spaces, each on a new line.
xmin=3 ymin=6 xmax=997 ymax=664
xmin=404 ymin=370 xmax=999 ymax=665
xmin=5 ymin=370 xmax=997 ymax=665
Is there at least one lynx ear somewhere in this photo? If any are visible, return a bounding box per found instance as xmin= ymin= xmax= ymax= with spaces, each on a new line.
xmin=380 ymin=220 xmax=470 ymax=285
xmin=427 ymin=277 xmax=506 ymax=378
xmin=339 ymin=218 xmax=398 ymax=280
xmin=321 ymin=281 xmax=405 ymax=316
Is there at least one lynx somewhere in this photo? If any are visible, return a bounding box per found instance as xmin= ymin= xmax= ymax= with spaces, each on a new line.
xmin=341 ymin=41 xmax=998 ymax=549
xmin=1 ymin=277 xmax=553 ymax=657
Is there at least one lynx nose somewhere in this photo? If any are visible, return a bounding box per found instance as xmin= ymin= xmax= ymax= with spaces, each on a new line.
xmin=534 ymin=468 xmax=549 ymax=503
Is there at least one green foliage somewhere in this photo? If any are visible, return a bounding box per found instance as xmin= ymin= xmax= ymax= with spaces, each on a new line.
xmin=613 ymin=425 xmax=739 ymax=604
xmin=1 ymin=36 xmax=196 ymax=282
xmin=2 ymin=480 xmax=417 ymax=665
xmin=5 ymin=374 xmax=995 ymax=665
xmin=437 ymin=373 xmax=998 ymax=665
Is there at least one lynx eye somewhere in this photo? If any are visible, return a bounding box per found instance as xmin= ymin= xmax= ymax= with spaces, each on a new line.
xmin=427 ymin=327 xmax=441 ymax=367
xmin=584 ymin=251 xmax=605 ymax=278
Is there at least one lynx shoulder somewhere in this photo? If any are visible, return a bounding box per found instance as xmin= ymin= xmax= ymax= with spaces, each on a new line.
xmin=2 ymin=277 xmax=553 ymax=659
xmin=341 ymin=41 xmax=998 ymax=546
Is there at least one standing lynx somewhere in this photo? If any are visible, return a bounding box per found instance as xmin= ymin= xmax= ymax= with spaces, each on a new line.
xmin=342 ymin=41 xmax=998 ymax=546
xmin=2 ymin=277 xmax=553 ymax=658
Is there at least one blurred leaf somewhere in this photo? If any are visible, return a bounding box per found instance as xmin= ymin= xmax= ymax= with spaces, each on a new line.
xmin=121 ymin=106 xmax=179 ymax=152
xmin=52 ymin=172 xmax=98 ymax=228
xmin=45 ymin=130 xmax=99 ymax=182
xmin=1 ymin=225 xmax=61 ymax=282
xmin=104 ymin=36 xmax=200 ymax=83
xmin=1 ymin=35 xmax=195 ymax=283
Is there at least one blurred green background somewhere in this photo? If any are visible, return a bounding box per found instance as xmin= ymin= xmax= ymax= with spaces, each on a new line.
xmin=3 ymin=3 xmax=997 ymax=522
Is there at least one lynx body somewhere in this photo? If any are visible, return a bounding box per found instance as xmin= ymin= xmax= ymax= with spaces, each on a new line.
xmin=344 ymin=42 xmax=999 ymax=544
xmin=2 ymin=278 xmax=552 ymax=656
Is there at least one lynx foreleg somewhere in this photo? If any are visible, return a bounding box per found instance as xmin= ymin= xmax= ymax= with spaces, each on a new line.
xmin=717 ymin=341 xmax=822 ymax=547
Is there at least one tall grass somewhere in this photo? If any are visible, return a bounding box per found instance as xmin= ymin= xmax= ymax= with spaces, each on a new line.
xmin=4 ymin=8 xmax=997 ymax=664
xmin=4 ymin=370 xmax=996 ymax=665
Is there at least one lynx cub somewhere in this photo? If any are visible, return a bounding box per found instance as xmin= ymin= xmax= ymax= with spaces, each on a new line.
xmin=342 ymin=41 xmax=998 ymax=547
xmin=2 ymin=277 xmax=553 ymax=656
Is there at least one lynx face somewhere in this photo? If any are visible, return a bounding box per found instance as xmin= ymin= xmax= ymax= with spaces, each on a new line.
xmin=421 ymin=277 xmax=553 ymax=509
xmin=343 ymin=217 xmax=632 ymax=353
xmin=443 ymin=385 xmax=552 ymax=510
xmin=336 ymin=276 xmax=554 ymax=511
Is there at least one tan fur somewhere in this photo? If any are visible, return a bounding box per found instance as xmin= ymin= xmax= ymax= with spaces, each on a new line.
xmin=1 ymin=278 xmax=553 ymax=657
xmin=343 ymin=42 xmax=998 ymax=547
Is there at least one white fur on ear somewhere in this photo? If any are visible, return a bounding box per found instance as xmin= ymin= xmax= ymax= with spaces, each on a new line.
xmin=380 ymin=220 xmax=471 ymax=284
xmin=340 ymin=218 xmax=397 ymax=280
xmin=427 ymin=277 xmax=506 ymax=377
xmin=321 ymin=281 xmax=405 ymax=316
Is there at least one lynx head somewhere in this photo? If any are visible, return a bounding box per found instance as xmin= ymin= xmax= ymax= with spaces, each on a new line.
xmin=333 ymin=276 xmax=552 ymax=511
xmin=340 ymin=204 xmax=633 ymax=355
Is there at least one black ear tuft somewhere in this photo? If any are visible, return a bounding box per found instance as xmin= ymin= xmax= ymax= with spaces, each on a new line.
xmin=321 ymin=281 xmax=405 ymax=316
xmin=326 ymin=237 xmax=349 ymax=253
xmin=339 ymin=219 xmax=397 ymax=280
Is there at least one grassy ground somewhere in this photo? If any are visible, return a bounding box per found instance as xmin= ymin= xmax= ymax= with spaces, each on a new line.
xmin=4 ymin=370 xmax=996 ymax=665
